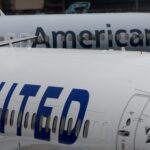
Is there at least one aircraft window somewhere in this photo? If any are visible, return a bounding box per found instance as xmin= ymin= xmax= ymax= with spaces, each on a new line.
xmin=75 ymin=119 xmax=81 ymax=137
xmin=0 ymin=108 xmax=2 ymax=120
xmin=116 ymin=34 xmax=121 ymax=40
xmin=10 ymin=110 xmax=15 ymax=126
xmin=17 ymin=111 xmax=23 ymax=128
xmin=68 ymin=35 xmax=73 ymax=41
xmin=24 ymin=112 xmax=29 ymax=129
xmin=108 ymin=34 xmax=113 ymax=40
xmin=45 ymin=115 xmax=51 ymax=133
xmin=31 ymin=113 xmax=36 ymax=130
xmin=77 ymin=35 xmax=81 ymax=41
xmin=61 ymin=36 xmax=65 ymax=42
xmin=59 ymin=117 xmax=66 ymax=135
xmin=37 ymin=36 xmax=43 ymax=43
xmin=67 ymin=118 xmax=73 ymax=135
xmin=147 ymin=33 xmax=150 ymax=39
xmin=139 ymin=33 xmax=144 ymax=39
xmin=100 ymin=34 xmax=105 ymax=40
xmin=39 ymin=115 xmax=43 ymax=132
xmin=0 ymin=37 xmax=4 ymax=41
xmin=125 ymin=34 xmax=129 ymax=40
xmin=126 ymin=118 xmax=131 ymax=126
xmin=45 ymin=36 xmax=49 ymax=43
xmin=84 ymin=35 xmax=89 ymax=41
xmin=132 ymin=34 xmax=137 ymax=40
xmin=83 ymin=120 xmax=90 ymax=138
xmin=5 ymin=110 xmax=9 ymax=125
xmin=92 ymin=35 xmax=96 ymax=40
xmin=52 ymin=116 xmax=58 ymax=133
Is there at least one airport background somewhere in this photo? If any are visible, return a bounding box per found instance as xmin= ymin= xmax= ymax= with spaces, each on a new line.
xmin=0 ymin=0 xmax=149 ymax=14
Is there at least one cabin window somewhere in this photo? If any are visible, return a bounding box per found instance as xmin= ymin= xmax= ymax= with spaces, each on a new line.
xmin=132 ymin=34 xmax=137 ymax=40
xmin=45 ymin=115 xmax=51 ymax=133
xmin=45 ymin=36 xmax=49 ymax=43
xmin=39 ymin=115 xmax=44 ymax=131
xmin=84 ymin=34 xmax=89 ymax=41
xmin=116 ymin=34 xmax=121 ymax=40
xmin=5 ymin=110 xmax=9 ymax=125
xmin=0 ymin=37 xmax=4 ymax=41
xmin=61 ymin=35 xmax=65 ymax=42
xmin=92 ymin=35 xmax=96 ymax=40
xmin=10 ymin=110 xmax=15 ymax=126
xmin=24 ymin=112 xmax=29 ymax=129
xmin=31 ymin=113 xmax=36 ymax=130
xmin=83 ymin=120 xmax=90 ymax=138
xmin=147 ymin=33 xmax=150 ymax=39
xmin=126 ymin=118 xmax=131 ymax=126
xmin=0 ymin=108 xmax=2 ymax=120
xmin=100 ymin=34 xmax=105 ymax=40
xmin=77 ymin=35 xmax=80 ymax=41
xmin=17 ymin=111 xmax=23 ymax=128
xmin=108 ymin=34 xmax=113 ymax=40
xmin=67 ymin=118 xmax=73 ymax=136
xmin=139 ymin=33 xmax=144 ymax=39
xmin=59 ymin=117 xmax=66 ymax=135
xmin=68 ymin=35 xmax=73 ymax=41
xmin=75 ymin=119 xmax=81 ymax=137
xmin=125 ymin=33 xmax=129 ymax=40
xmin=52 ymin=116 xmax=58 ymax=133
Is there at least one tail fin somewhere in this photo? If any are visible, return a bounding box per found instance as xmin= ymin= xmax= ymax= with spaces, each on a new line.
xmin=0 ymin=9 xmax=5 ymax=16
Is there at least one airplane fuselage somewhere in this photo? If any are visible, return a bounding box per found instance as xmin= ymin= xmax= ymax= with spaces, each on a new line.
xmin=1 ymin=13 xmax=150 ymax=51
xmin=0 ymin=48 xmax=150 ymax=150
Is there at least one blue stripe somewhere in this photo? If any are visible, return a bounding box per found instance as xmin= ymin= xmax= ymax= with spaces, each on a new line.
xmin=0 ymin=82 xmax=5 ymax=92
xmin=34 ymin=86 xmax=63 ymax=141
xmin=0 ymin=83 xmax=17 ymax=133
xmin=59 ymin=89 xmax=89 ymax=144
xmin=17 ymin=84 xmax=40 ymax=136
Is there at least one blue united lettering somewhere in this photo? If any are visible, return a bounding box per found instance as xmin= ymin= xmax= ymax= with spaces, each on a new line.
xmin=0 ymin=82 xmax=89 ymax=144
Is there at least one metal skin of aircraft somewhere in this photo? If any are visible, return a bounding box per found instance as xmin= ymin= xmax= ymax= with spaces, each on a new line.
xmin=0 ymin=13 xmax=150 ymax=51
xmin=0 ymin=48 xmax=150 ymax=150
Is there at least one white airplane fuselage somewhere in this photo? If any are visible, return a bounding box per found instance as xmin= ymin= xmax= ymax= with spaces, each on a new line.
xmin=0 ymin=48 xmax=150 ymax=150
xmin=1 ymin=13 xmax=150 ymax=51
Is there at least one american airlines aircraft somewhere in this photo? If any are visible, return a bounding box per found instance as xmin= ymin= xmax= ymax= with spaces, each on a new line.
xmin=0 ymin=13 xmax=150 ymax=51
xmin=0 ymin=47 xmax=150 ymax=150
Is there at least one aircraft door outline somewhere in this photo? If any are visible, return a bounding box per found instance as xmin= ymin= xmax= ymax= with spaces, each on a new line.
xmin=134 ymin=96 xmax=150 ymax=150
xmin=116 ymin=94 xmax=150 ymax=150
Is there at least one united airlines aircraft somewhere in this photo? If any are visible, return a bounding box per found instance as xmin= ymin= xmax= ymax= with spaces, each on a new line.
xmin=0 ymin=48 xmax=150 ymax=149
xmin=0 ymin=13 xmax=150 ymax=51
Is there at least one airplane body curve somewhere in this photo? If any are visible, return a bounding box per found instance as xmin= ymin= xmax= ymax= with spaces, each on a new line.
xmin=0 ymin=48 xmax=150 ymax=150
xmin=0 ymin=48 xmax=149 ymax=150
xmin=0 ymin=13 xmax=150 ymax=51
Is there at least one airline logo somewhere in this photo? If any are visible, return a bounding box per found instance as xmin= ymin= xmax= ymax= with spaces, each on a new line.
xmin=32 ymin=24 xmax=150 ymax=49
xmin=0 ymin=82 xmax=89 ymax=144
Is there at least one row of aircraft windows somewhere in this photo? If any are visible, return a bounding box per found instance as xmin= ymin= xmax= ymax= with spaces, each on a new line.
xmin=0 ymin=108 xmax=90 ymax=138
xmin=0 ymin=33 xmax=149 ymax=43
xmin=60 ymin=33 xmax=148 ymax=41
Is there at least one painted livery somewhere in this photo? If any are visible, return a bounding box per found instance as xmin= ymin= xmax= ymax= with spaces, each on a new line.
xmin=1 ymin=13 xmax=150 ymax=51
xmin=0 ymin=48 xmax=150 ymax=150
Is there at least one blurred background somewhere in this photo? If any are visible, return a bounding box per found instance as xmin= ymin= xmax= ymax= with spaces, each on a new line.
xmin=0 ymin=0 xmax=149 ymax=15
